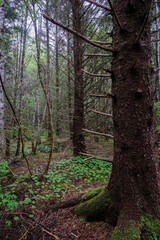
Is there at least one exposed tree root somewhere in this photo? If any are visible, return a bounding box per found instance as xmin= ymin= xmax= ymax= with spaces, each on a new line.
xmin=43 ymin=186 xmax=160 ymax=239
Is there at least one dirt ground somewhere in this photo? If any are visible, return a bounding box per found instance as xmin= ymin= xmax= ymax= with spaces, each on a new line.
xmin=0 ymin=138 xmax=114 ymax=240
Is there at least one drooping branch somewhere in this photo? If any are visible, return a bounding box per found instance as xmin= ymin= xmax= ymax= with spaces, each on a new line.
xmin=82 ymin=128 xmax=114 ymax=138
xmin=91 ymin=109 xmax=113 ymax=117
xmin=82 ymin=69 xmax=111 ymax=77
xmin=43 ymin=14 xmax=113 ymax=52
xmin=85 ymin=0 xmax=111 ymax=11
xmin=84 ymin=53 xmax=112 ymax=57
xmin=0 ymin=74 xmax=32 ymax=175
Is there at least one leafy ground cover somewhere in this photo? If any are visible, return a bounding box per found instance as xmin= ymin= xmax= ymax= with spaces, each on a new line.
xmin=0 ymin=139 xmax=113 ymax=239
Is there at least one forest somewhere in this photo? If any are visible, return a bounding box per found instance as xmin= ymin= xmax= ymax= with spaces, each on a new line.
xmin=0 ymin=0 xmax=160 ymax=239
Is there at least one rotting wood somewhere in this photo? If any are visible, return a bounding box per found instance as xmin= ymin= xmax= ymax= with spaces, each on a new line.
xmin=82 ymin=128 xmax=114 ymax=138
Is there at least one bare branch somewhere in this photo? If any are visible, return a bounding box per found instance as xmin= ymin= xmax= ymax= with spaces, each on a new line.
xmin=82 ymin=69 xmax=111 ymax=77
xmin=82 ymin=128 xmax=114 ymax=138
xmin=92 ymin=40 xmax=112 ymax=45
xmin=108 ymin=0 xmax=123 ymax=31
xmin=85 ymin=0 xmax=111 ymax=11
xmin=43 ymin=14 xmax=113 ymax=52
xmin=80 ymin=152 xmax=113 ymax=163
xmin=90 ymin=93 xmax=113 ymax=98
xmin=91 ymin=109 xmax=113 ymax=117
xmin=84 ymin=53 xmax=112 ymax=57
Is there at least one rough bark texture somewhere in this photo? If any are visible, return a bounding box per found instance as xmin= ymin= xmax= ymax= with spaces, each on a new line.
xmin=108 ymin=0 xmax=160 ymax=224
xmin=0 ymin=2 xmax=4 ymax=159
xmin=72 ymin=0 xmax=86 ymax=156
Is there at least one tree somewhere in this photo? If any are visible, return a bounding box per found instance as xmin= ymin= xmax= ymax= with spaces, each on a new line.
xmin=0 ymin=2 xmax=5 ymax=160
xmin=72 ymin=0 xmax=86 ymax=156
xmin=75 ymin=0 xmax=160 ymax=238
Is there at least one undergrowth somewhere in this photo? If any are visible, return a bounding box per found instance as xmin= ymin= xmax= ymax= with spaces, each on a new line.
xmin=0 ymin=156 xmax=112 ymax=226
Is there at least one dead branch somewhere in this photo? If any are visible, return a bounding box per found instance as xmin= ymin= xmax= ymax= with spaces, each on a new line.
xmin=84 ymin=53 xmax=112 ymax=57
xmin=91 ymin=109 xmax=113 ymax=117
xmin=82 ymin=128 xmax=114 ymax=138
xmin=43 ymin=14 xmax=113 ymax=52
xmin=0 ymin=74 xmax=32 ymax=175
xmin=108 ymin=0 xmax=123 ymax=31
xmin=92 ymin=40 xmax=112 ymax=45
xmin=42 ymin=228 xmax=60 ymax=240
xmin=135 ymin=1 xmax=152 ymax=43
xmin=80 ymin=152 xmax=113 ymax=163
xmin=89 ymin=93 xmax=113 ymax=98
xmin=82 ymin=69 xmax=111 ymax=77
xmin=85 ymin=0 xmax=111 ymax=11
xmin=18 ymin=230 xmax=28 ymax=240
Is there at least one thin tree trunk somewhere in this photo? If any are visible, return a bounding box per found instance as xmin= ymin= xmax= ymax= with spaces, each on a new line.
xmin=72 ymin=0 xmax=86 ymax=156
xmin=16 ymin=9 xmax=28 ymax=156
xmin=0 ymin=3 xmax=4 ymax=159
xmin=46 ymin=0 xmax=52 ymax=140
xmin=55 ymin=24 xmax=60 ymax=137
xmin=155 ymin=0 xmax=160 ymax=101
xmin=67 ymin=28 xmax=72 ymax=139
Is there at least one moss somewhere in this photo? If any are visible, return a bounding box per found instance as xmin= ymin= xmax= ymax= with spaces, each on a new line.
xmin=110 ymin=214 xmax=160 ymax=240
xmin=81 ymin=186 xmax=105 ymax=201
xmin=140 ymin=214 xmax=160 ymax=240
xmin=75 ymin=187 xmax=114 ymax=222
xmin=111 ymin=220 xmax=141 ymax=240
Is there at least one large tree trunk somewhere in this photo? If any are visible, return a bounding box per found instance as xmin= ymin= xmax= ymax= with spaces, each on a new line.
xmin=75 ymin=0 xmax=160 ymax=238
xmin=108 ymin=0 xmax=160 ymax=227
xmin=72 ymin=0 xmax=86 ymax=156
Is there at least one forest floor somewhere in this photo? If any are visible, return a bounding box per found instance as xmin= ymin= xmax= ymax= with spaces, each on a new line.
xmin=0 ymin=137 xmax=114 ymax=240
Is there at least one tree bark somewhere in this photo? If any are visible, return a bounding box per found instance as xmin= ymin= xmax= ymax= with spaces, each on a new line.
xmin=108 ymin=0 xmax=160 ymax=226
xmin=0 ymin=2 xmax=4 ymax=159
xmin=16 ymin=9 xmax=28 ymax=156
xmin=72 ymin=0 xmax=86 ymax=156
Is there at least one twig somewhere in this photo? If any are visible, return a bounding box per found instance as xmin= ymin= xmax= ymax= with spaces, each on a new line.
xmin=91 ymin=109 xmax=113 ymax=117
xmin=42 ymin=228 xmax=60 ymax=240
xmin=43 ymin=14 xmax=113 ymax=52
xmin=71 ymin=232 xmax=79 ymax=239
xmin=18 ymin=230 xmax=28 ymax=240
xmin=85 ymin=0 xmax=111 ymax=11
xmin=82 ymin=69 xmax=111 ymax=77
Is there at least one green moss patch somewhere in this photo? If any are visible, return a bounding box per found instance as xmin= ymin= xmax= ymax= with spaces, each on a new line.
xmin=75 ymin=187 xmax=115 ymax=222
xmin=110 ymin=214 xmax=160 ymax=240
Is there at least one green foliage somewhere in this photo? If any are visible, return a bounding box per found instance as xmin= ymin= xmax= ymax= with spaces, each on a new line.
xmin=0 ymin=161 xmax=10 ymax=177
xmin=0 ymin=155 xmax=111 ymax=217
